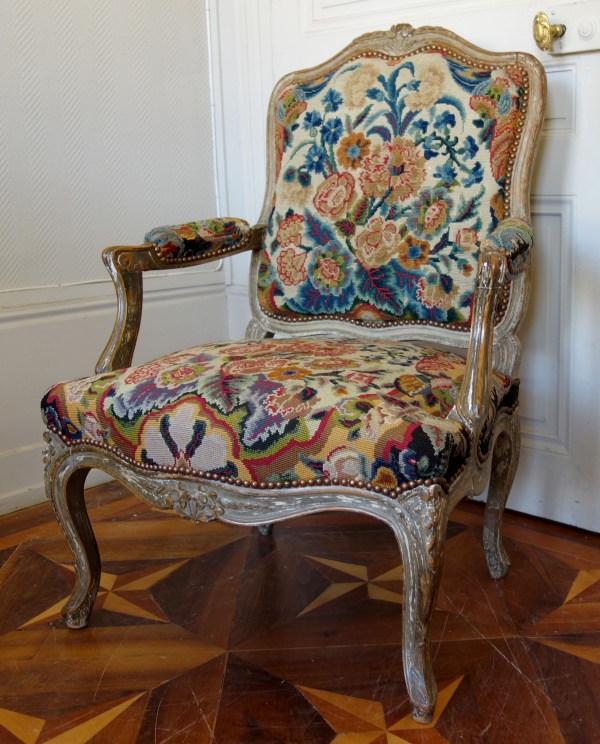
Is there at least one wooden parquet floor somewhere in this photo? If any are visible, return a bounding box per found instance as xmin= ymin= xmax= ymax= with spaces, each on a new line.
xmin=1 ymin=482 xmax=600 ymax=743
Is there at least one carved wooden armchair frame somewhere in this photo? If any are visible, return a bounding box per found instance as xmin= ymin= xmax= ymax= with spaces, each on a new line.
xmin=42 ymin=25 xmax=545 ymax=724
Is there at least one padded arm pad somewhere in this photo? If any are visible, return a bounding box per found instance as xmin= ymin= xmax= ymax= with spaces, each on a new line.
xmin=483 ymin=217 xmax=533 ymax=276
xmin=145 ymin=217 xmax=251 ymax=261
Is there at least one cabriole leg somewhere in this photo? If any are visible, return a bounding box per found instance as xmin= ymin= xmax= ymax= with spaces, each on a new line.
xmin=483 ymin=411 xmax=521 ymax=579
xmin=392 ymin=486 xmax=447 ymax=723
xmin=258 ymin=523 xmax=273 ymax=536
xmin=48 ymin=465 xmax=100 ymax=628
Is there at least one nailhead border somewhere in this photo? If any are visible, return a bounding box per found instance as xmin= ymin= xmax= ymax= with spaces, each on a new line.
xmin=152 ymin=231 xmax=254 ymax=265
xmin=45 ymin=425 xmax=475 ymax=496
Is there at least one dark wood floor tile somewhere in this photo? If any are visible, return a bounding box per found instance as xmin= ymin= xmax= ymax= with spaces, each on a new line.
xmin=432 ymin=529 xmax=516 ymax=642
xmin=229 ymin=547 xmax=332 ymax=649
xmin=214 ymin=654 xmax=335 ymax=744
xmin=150 ymin=537 xmax=249 ymax=646
xmin=37 ymin=692 xmax=144 ymax=742
xmin=527 ymin=637 xmax=600 ymax=744
xmin=136 ymin=655 xmax=226 ymax=744
xmin=432 ymin=638 xmax=564 ymax=744
xmin=0 ymin=546 xmax=72 ymax=636
xmin=88 ymin=691 xmax=150 ymax=743
xmin=499 ymin=536 xmax=578 ymax=633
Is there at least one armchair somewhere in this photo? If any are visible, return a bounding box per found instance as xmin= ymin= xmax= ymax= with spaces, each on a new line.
xmin=40 ymin=24 xmax=545 ymax=724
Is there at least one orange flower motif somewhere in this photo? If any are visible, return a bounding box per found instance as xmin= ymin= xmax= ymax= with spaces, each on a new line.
xmin=360 ymin=137 xmax=425 ymax=204
xmin=277 ymin=213 xmax=304 ymax=247
xmin=336 ymin=132 xmax=371 ymax=170
xmin=267 ymin=365 xmax=312 ymax=382
xmin=313 ymin=172 xmax=355 ymax=219
xmin=455 ymin=228 xmax=478 ymax=250
xmin=277 ymin=245 xmax=307 ymax=286
xmin=470 ymin=95 xmax=498 ymax=120
xmin=398 ymin=235 xmax=430 ymax=271
xmin=355 ymin=216 xmax=399 ymax=269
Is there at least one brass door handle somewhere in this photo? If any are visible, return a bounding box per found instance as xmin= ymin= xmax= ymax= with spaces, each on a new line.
xmin=533 ymin=11 xmax=566 ymax=51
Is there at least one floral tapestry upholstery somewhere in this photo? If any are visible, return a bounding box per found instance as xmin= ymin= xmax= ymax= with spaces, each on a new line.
xmin=259 ymin=50 xmax=528 ymax=327
xmin=145 ymin=218 xmax=250 ymax=261
xmin=41 ymin=338 xmax=515 ymax=491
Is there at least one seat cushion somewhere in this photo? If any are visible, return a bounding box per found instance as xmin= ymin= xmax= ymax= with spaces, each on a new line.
xmin=41 ymin=338 xmax=515 ymax=492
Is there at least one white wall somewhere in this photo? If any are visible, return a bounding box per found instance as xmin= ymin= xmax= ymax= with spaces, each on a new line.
xmin=212 ymin=0 xmax=600 ymax=531
xmin=0 ymin=0 xmax=229 ymax=514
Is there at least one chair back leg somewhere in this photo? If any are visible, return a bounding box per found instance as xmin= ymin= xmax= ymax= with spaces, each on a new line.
xmin=483 ymin=411 xmax=521 ymax=579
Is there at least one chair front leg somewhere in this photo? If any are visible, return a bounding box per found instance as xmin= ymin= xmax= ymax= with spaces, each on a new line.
xmin=392 ymin=484 xmax=447 ymax=723
xmin=45 ymin=454 xmax=100 ymax=629
xmin=483 ymin=410 xmax=521 ymax=579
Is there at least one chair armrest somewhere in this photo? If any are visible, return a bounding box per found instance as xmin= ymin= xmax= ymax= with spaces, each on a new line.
xmin=452 ymin=218 xmax=533 ymax=436
xmin=95 ymin=220 xmax=266 ymax=374
xmin=480 ymin=217 xmax=533 ymax=278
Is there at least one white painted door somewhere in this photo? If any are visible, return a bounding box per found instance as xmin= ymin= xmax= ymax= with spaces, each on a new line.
xmin=209 ymin=0 xmax=600 ymax=530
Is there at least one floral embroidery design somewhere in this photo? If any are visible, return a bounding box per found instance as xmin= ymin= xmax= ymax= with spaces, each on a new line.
xmin=42 ymin=338 xmax=515 ymax=488
xmin=262 ymin=51 xmax=528 ymax=327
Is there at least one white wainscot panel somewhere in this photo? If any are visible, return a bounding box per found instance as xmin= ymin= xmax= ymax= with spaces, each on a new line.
xmin=543 ymin=63 xmax=577 ymax=134
xmin=0 ymin=270 xmax=228 ymax=515
xmin=519 ymin=197 xmax=573 ymax=456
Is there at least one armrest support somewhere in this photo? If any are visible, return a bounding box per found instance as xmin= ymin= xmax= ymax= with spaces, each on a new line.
xmin=95 ymin=220 xmax=266 ymax=374
xmin=452 ymin=218 xmax=533 ymax=437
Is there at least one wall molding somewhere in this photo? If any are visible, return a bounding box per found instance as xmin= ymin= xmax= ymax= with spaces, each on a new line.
xmin=520 ymin=195 xmax=574 ymax=457
xmin=302 ymin=0 xmax=527 ymax=34
xmin=542 ymin=61 xmax=578 ymax=137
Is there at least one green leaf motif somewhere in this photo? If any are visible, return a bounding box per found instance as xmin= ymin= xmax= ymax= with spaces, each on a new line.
xmin=335 ymin=219 xmax=356 ymax=237
xmin=352 ymin=196 xmax=370 ymax=226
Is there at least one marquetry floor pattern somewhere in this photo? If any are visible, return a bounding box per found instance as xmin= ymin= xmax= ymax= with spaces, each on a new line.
xmin=1 ymin=482 xmax=600 ymax=743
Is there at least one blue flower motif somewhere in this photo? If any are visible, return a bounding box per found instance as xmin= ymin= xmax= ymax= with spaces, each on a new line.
xmin=411 ymin=118 xmax=429 ymax=134
xmin=322 ymin=89 xmax=343 ymax=112
xmin=305 ymin=144 xmax=328 ymax=174
xmin=303 ymin=110 xmax=323 ymax=130
xmin=434 ymin=111 xmax=456 ymax=129
xmin=497 ymin=88 xmax=512 ymax=116
xmin=423 ymin=134 xmax=439 ymax=160
xmin=462 ymin=161 xmax=484 ymax=187
xmin=462 ymin=135 xmax=479 ymax=160
xmin=366 ymin=87 xmax=384 ymax=102
xmin=433 ymin=162 xmax=457 ymax=184
xmin=321 ymin=117 xmax=343 ymax=145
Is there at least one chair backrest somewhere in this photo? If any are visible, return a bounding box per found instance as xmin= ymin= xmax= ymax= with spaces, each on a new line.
xmin=249 ymin=25 xmax=545 ymax=376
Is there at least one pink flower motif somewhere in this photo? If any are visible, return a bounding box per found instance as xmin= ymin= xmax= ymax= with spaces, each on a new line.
xmin=360 ymin=137 xmax=426 ymax=203
xmin=82 ymin=412 xmax=103 ymax=440
xmin=344 ymin=371 xmax=374 ymax=387
xmin=223 ymin=357 xmax=283 ymax=376
xmin=313 ymin=172 xmax=355 ymax=218
xmin=318 ymin=256 xmax=341 ymax=284
xmin=355 ymin=216 xmax=399 ymax=269
xmin=277 ymin=213 xmax=305 ymax=247
xmin=277 ymin=245 xmax=307 ymax=286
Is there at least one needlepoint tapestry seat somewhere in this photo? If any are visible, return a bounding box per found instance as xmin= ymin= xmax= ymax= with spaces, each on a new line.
xmin=40 ymin=24 xmax=545 ymax=726
xmin=42 ymin=338 xmax=517 ymax=491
